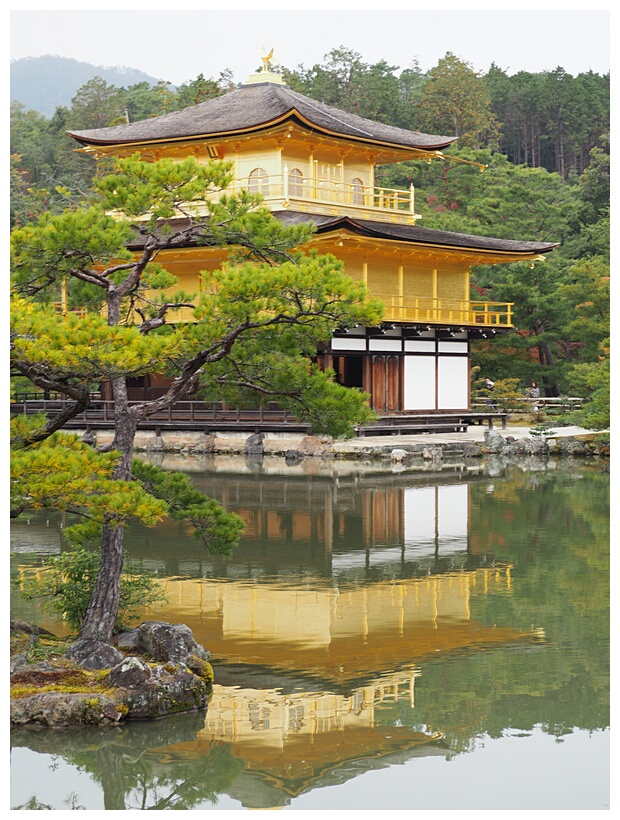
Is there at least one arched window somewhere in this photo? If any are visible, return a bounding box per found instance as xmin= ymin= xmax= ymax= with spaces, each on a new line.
xmin=248 ymin=167 xmax=269 ymax=195
xmin=350 ymin=177 xmax=364 ymax=206
xmin=288 ymin=167 xmax=303 ymax=197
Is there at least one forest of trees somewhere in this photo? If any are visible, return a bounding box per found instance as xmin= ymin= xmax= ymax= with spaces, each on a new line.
xmin=10 ymin=47 xmax=610 ymax=426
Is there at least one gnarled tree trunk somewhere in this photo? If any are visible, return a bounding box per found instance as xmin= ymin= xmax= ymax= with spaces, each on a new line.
xmin=79 ymin=376 xmax=137 ymax=642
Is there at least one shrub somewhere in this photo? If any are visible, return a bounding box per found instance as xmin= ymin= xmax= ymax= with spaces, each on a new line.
xmin=17 ymin=547 xmax=167 ymax=633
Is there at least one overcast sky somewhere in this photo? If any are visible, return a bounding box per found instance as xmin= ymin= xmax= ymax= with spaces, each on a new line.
xmin=9 ymin=3 xmax=611 ymax=87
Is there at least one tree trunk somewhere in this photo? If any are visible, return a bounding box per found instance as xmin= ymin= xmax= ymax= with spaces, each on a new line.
xmin=79 ymin=376 xmax=137 ymax=642
xmin=97 ymin=746 xmax=127 ymax=810
xmin=537 ymin=341 xmax=560 ymax=397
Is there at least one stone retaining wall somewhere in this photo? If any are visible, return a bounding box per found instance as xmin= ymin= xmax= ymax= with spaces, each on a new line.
xmin=75 ymin=429 xmax=309 ymax=455
xmin=72 ymin=428 xmax=604 ymax=461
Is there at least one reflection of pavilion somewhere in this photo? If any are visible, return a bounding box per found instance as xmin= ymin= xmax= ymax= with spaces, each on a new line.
xmin=11 ymin=471 xmax=497 ymax=579
xmin=183 ymin=471 xmax=489 ymax=578
xmin=148 ymin=565 xmax=542 ymax=806
xmin=152 ymin=672 xmax=448 ymax=807
xmin=11 ymin=469 xmax=545 ymax=808
xmin=143 ymin=468 xmax=541 ymax=807
xmin=155 ymin=566 xmax=534 ymax=683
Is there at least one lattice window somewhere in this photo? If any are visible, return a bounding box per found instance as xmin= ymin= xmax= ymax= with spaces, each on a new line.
xmin=289 ymin=167 xmax=303 ymax=196
xmin=350 ymin=177 xmax=364 ymax=205
xmin=248 ymin=167 xmax=269 ymax=195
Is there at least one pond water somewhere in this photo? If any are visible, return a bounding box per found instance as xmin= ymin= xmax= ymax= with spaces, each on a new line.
xmin=10 ymin=454 xmax=610 ymax=811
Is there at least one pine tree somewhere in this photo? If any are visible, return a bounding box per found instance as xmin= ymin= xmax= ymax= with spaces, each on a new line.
xmin=11 ymin=154 xmax=382 ymax=641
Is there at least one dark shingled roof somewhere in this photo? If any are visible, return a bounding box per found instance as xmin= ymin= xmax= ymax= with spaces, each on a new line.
xmin=67 ymin=82 xmax=456 ymax=152
xmin=273 ymin=211 xmax=560 ymax=255
xmin=126 ymin=211 xmax=559 ymax=256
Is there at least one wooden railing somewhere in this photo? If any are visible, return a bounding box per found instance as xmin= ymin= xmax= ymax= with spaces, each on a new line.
xmin=472 ymin=397 xmax=583 ymax=413
xmin=10 ymin=396 xmax=311 ymax=433
xmin=10 ymin=396 xmax=512 ymax=436
xmin=49 ymin=296 xmax=514 ymax=329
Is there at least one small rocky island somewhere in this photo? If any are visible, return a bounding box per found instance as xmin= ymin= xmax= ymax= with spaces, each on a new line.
xmin=10 ymin=620 xmax=213 ymax=727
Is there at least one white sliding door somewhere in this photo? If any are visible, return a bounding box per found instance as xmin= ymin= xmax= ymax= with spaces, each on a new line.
xmin=438 ymin=356 xmax=468 ymax=409
xmin=404 ymin=355 xmax=436 ymax=410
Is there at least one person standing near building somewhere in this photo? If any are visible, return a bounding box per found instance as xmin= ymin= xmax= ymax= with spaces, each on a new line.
xmin=484 ymin=378 xmax=497 ymax=410
xmin=528 ymin=381 xmax=541 ymax=412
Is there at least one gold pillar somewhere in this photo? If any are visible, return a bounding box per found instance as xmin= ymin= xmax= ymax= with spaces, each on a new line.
xmin=61 ymin=278 xmax=68 ymax=316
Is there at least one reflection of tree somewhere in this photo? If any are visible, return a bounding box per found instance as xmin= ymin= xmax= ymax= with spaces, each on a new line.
xmin=10 ymin=711 xmax=244 ymax=810
xmin=10 ymin=460 xmax=609 ymax=802
xmin=12 ymin=796 xmax=55 ymax=810
xmin=413 ymin=461 xmax=610 ymax=746
xmin=119 ymin=746 xmax=243 ymax=810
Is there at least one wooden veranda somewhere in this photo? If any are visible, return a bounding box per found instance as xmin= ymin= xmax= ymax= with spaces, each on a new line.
xmin=11 ymin=394 xmax=509 ymax=436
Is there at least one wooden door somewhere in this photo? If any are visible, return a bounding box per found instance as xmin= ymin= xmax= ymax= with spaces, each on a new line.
xmin=371 ymin=355 xmax=401 ymax=413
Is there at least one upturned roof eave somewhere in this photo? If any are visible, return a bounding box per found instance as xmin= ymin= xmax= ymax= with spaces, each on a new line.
xmin=276 ymin=212 xmax=561 ymax=257
xmin=123 ymin=212 xmax=559 ymax=258
xmin=68 ymin=108 xmax=456 ymax=155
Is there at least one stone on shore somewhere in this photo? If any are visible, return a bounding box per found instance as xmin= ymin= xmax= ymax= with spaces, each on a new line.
xmin=10 ymin=620 xmax=213 ymax=728
xmin=284 ymin=435 xmax=332 ymax=461
xmin=244 ymin=432 xmax=265 ymax=456
xmin=11 ymin=692 xmax=123 ymax=727
xmin=132 ymin=621 xmax=211 ymax=664
xmin=65 ymin=639 xmax=124 ymax=670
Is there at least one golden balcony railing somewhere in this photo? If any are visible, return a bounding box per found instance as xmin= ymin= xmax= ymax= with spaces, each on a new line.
xmin=51 ymin=298 xmax=513 ymax=328
xmin=219 ymin=169 xmax=418 ymax=221
xmin=376 ymin=295 xmax=513 ymax=327
xmin=52 ymin=303 xmax=90 ymax=319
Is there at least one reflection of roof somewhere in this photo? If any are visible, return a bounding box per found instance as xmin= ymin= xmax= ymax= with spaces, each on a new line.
xmin=67 ymin=82 xmax=456 ymax=152
xmin=151 ymin=723 xmax=449 ymax=807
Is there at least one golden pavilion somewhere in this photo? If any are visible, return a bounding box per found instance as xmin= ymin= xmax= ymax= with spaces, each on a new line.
xmin=67 ymin=58 xmax=558 ymax=417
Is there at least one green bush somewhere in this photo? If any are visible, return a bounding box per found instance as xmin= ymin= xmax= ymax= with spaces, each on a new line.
xmin=529 ymin=420 xmax=556 ymax=438
xmin=473 ymin=377 xmax=523 ymax=413
xmin=17 ymin=547 xmax=167 ymax=633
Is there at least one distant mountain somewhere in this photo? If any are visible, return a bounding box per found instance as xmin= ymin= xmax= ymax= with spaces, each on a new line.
xmin=10 ymin=55 xmax=162 ymax=117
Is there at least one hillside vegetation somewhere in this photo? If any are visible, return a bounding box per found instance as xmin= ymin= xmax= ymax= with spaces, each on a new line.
xmin=10 ymin=55 xmax=161 ymax=117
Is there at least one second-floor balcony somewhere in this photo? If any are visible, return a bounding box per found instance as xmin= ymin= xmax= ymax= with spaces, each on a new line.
xmin=54 ymin=297 xmax=513 ymax=328
xmin=222 ymin=167 xmax=420 ymax=224
xmin=376 ymin=296 xmax=513 ymax=327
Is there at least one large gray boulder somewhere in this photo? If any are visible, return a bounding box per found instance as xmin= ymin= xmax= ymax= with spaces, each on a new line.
xmin=104 ymin=653 xmax=210 ymax=717
xmin=136 ymin=621 xmax=211 ymax=664
xmin=119 ymin=665 xmax=209 ymax=720
xmin=554 ymin=436 xmax=590 ymax=456
xmin=524 ymin=437 xmax=550 ymax=455
xmin=484 ymin=430 xmax=508 ymax=453
xmin=244 ymin=433 xmax=264 ymax=456
xmin=10 ymin=692 xmax=122 ymax=727
xmin=284 ymin=435 xmax=332 ymax=461
xmin=65 ymin=640 xmax=124 ymax=670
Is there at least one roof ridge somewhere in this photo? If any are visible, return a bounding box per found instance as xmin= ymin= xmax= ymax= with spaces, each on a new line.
xmin=279 ymin=87 xmax=376 ymax=138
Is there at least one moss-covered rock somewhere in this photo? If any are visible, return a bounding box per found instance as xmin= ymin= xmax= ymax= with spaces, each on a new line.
xmin=11 ymin=691 xmax=123 ymax=727
xmin=10 ymin=621 xmax=213 ymax=727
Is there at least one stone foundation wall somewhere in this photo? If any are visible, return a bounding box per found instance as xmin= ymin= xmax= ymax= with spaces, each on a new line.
xmin=73 ymin=429 xmax=309 ymax=455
